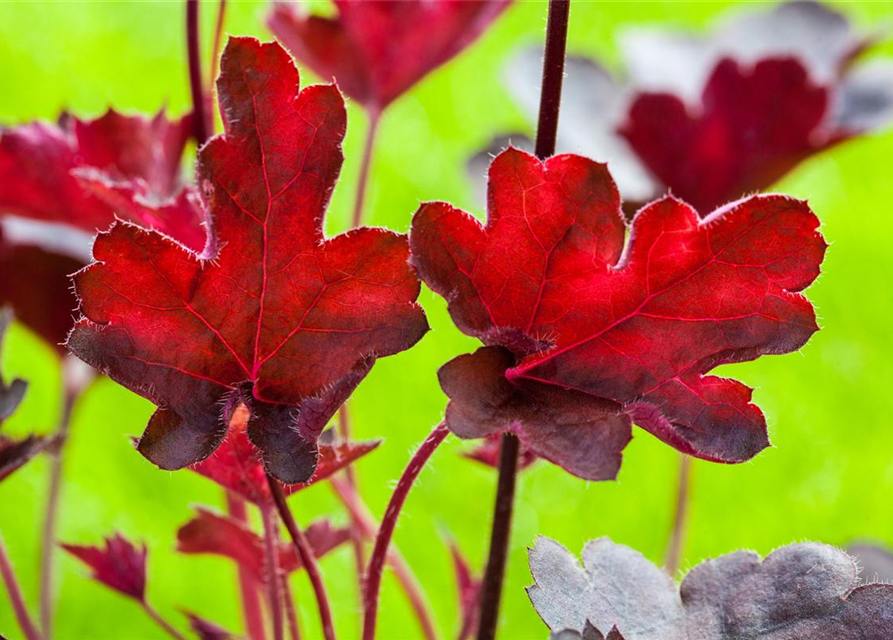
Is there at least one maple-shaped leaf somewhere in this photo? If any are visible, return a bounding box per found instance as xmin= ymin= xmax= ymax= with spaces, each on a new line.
xmin=411 ymin=148 xmax=825 ymax=471
xmin=184 ymin=613 xmax=236 ymax=640
xmin=67 ymin=37 xmax=428 ymax=483
xmin=267 ymin=0 xmax=511 ymax=112
xmin=552 ymin=623 xmax=625 ymax=640
xmin=0 ymin=308 xmax=26 ymax=421
xmin=177 ymin=507 xmax=349 ymax=583
xmin=528 ymin=536 xmax=893 ymax=639
xmin=191 ymin=406 xmax=380 ymax=504
xmin=462 ymin=433 xmax=538 ymax=472
xmin=61 ymin=533 xmax=147 ymax=602
xmin=0 ymin=110 xmax=207 ymax=251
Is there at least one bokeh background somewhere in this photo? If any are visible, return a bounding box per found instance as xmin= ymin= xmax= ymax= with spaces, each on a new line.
xmin=2 ymin=1 xmax=893 ymax=638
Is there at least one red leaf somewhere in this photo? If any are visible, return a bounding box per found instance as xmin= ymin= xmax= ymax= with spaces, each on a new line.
xmin=0 ymin=110 xmax=207 ymax=251
xmin=267 ymin=0 xmax=511 ymax=111
xmin=620 ymin=58 xmax=833 ymax=215
xmin=410 ymin=148 xmax=825 ymax=470
xmin=177 ymin=507 xmax=349 ymax=582
xmin=192 ymin=405 xmax=381 ymax=505
xmin=463 ymin=433 xmax=538 ymax=472
xmin=61 ymin=533 xmax=147 ymax=602
xmin=68 ymin=38 xmax=428 ymax=483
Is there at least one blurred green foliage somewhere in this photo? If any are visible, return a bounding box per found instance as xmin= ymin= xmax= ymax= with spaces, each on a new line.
xmin=1 ymin=2 xmax=892 ymax=639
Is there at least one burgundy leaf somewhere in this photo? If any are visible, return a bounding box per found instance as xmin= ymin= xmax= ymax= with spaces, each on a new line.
xmin=191 ymin=406 xmax=381 ymax=505
xmin=67 ymin=37 xmax=428 ymax=483
xmin=267 ymin=0 xmax=511 ymax=111
xmin=184 ymin=613 xmax=235 ymax=640
xmin=0 ymin=110 xmax=207 ymax=251
xmin=177 ymin=508 xmax=349 ymax=582
xmin=528 ymin=536 xmax=893 ymax=639
xmin=61 ymin=533 xmax=147 ymax=602
xmin=462 ymin=433 xmax=538 ymax=472
xmin=411 ymin=148 xmax=825 ymax=469
xmin=620 ymin=57 xmax=833 ymax=215
xmin=440 ymin=347 xmax=630 ymax=481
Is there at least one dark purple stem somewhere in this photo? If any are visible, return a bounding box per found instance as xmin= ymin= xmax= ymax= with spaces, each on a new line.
xmin=227 ymin=493 xmax=267 ymax=640
xmin=665 ymin=455 xmax=693 ymax=576
xmin=533 ymin=0 xmax=570 ymax=161
xmin=476 ymin=5 xmax=570 ymax=637
xmin=351 ymin=110 xmax=381 ymax=228
xmin=474 ymin=433 xmax=520 ymax=640
xmin=261 ymin=504 xmax=285 ymax=640
xmin=362 ymin=422 xmax=449 ymax=640
xmin=266 ymin=474 xmax=336 ymax=640
xmin=0 ymin=534 xmax=43 ymax=640
xmin=186 ymin=0 xmax=210 ymax=145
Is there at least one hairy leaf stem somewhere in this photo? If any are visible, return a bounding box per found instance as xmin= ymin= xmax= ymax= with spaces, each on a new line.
xmin=186 ymin=0 xmax=210 ymax=145
xmin=266 ymin=474 xmax=336 ymax=640
xmin=362 ymin=422 xmax=449 ymax=640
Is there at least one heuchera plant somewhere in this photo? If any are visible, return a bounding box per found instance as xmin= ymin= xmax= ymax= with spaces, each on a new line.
xmin=1 ymin=2 xmax=890 ymax=640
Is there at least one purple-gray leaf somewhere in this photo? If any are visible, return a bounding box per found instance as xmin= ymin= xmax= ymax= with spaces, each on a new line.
xmin=528 ymin=536 xmax=893 ymax=639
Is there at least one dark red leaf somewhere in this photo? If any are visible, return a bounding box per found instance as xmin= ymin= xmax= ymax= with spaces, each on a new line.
xmin=267 ymin=0 xmax=511 ymax=111
xmin=411 ymin=148 xmax=825 ymax=469
xmin=177 ymin=507 xmax=349 ymax=582
xmin=191 ymin=406 xmax=381 ymax=505
xmin=620 ymin=57 xmax=832 ymax=215
xmin=61 ymin=533 xmax=147 ymax=602
xmin=184 ymin=613 xmax=235 ymax=640
xmin=440 ymin=347 xmax=630 ymax=481
xmin=462 ymin=433 xmax=538 ymax=472
xmin=528 ymin=536 xmax=893 ymax=639
xmin=67 ymin=37 xmax=428 ymax=483
xmin=0 ymin=110 xmax=207 ymax=251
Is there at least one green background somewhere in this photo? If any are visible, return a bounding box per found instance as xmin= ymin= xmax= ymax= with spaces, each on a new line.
xmin=2 ymin=1 xmax=892 ymax=638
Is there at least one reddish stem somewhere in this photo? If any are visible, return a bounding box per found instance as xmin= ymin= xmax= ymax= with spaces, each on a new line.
xmin=266 ymin=475 xmax=336 ymax=640
xmin=186 ymin=0 xmax=210 ymax=144
xmin=665 ymin=455 xmax=693 ymax=576
xmin=0 ymin=534 xmax=43 ymax=640
xmin=209 ymin=0 xmax=228 ymax=87
xmin=337 ymin=406 xmax=367 ymax=593
xmin=227 ymin=493 xmax=267 ymax=640
xmin=331 ymin=477 xmax=437 ymax=640
xmin=39 ymin=359 xmax=92 ymax=639
xmin=281 ymin=575 xmax=301 ymax=640
xmin=350 ymin=110 xmax=381 ymax=228
xmin=362 ymin=422 xmax=449 ymax=640
xmin=143 ymin=602 xmax=188 ymax=640
xmin=261 ymin=504 xmax=285 ymax=640
xmin=474 ymin=433 xmax=520 ymax=640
